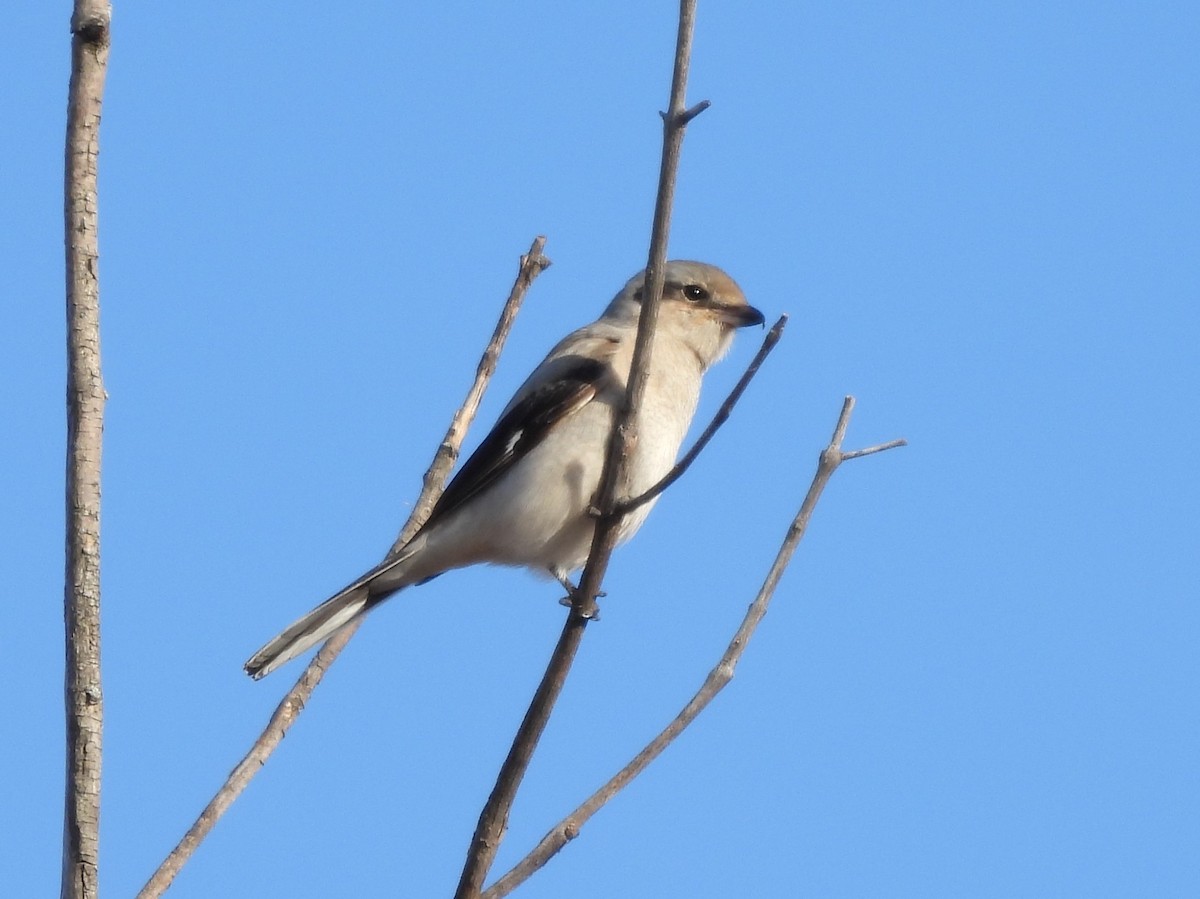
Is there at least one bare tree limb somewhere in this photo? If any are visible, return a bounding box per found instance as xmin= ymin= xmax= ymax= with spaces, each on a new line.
xmin=453 ymin=3 xmax=706 ymax=896
xmin=136 ymin=238 xmax=551 ymax=899
xmin=389 ymin=239 xmax=553 ymax=557
xmin=482 ymin=396 xmax=907 ymax=898
xmin=618 ymin=314 xmax=788 ymax=516
xmin=62 ymin=4 xmax=111 ymax=899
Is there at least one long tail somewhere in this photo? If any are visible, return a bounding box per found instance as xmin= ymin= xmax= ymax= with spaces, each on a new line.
xmin=244 ymin=553 xmax=412 ymax=679
xmin=242 ymin=585 xmax=372 ymax=679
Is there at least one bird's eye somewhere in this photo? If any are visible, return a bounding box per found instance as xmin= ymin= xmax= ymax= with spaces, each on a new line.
xmin=683 ymin=284 xmax=709 ymax=302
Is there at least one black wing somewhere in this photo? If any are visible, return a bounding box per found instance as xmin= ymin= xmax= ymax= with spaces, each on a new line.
xmin=422 ymin=356 xmax=609 ymax=531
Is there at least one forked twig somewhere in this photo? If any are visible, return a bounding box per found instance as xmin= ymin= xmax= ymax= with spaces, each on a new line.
xmin=481 ymin=396 xmax=906 ymax=898
xmin=136 ymin=238 xmax=551 ymax=899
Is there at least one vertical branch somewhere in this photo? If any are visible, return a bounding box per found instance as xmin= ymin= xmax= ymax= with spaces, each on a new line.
xmin=452 ymin=3 xmax=706 ymax=896
xmin=577 ymin=0 xmax=707 ymax=622
xmin=63 ymin=3 xmax=112 ymax=899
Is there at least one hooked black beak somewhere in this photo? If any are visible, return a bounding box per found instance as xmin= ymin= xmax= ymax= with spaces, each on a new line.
xmin=719 ymin=303 xmax=765 ymax=328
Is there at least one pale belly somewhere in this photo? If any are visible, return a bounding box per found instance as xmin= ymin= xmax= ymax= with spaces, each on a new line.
xmin=403 ymin=369 xmax=699 ymax=582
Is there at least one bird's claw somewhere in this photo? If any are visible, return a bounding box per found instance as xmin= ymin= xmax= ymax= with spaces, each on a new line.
xmin=557 ymin=587 xmax=604 ymax=620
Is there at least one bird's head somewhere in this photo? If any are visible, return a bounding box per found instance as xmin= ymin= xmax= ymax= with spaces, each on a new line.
xmin=606 ymin=260 xmax=764 ymax=369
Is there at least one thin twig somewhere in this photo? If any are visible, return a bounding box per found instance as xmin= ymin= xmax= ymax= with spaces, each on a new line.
xmin=482 ymin=396 xmax=906 ymax=898
xmin=136 ymin=238 xmax=551 ymax=899
xmin=452 ymin=3 xmax=706 ymax=896
xmin=841 ymin=439 xmax=908 ymax=461
xmin=389 ymin=239 xmax=552 ymax=556
xmin=63 ymin=5 xmax=111 ymax=899
xmin=618 ymin=314 xmax=787 ymax=515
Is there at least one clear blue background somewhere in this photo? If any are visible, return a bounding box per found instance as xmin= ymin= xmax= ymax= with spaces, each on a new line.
xmin=5 ymin=3 xmax=1198 ymax=897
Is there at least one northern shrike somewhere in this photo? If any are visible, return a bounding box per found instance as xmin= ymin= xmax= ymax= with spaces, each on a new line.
xmin=244 ymin=260 xmax=764 ymax=678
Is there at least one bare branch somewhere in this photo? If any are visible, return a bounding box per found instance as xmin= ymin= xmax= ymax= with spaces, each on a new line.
xmin=618 ymin=314 xmax=787 ymax=516
xmin=389 ymin=239 xmax=552 ymax=556
xmin=136 ymin=238 xmax=551 ymax=899
xmin=841 ymin=438 xmax=908 ymax=460
xmin=482 ymin=396 xmax=906 ymax=898
xmin=63 ymin=5 xmax=111 ymax=899
xmin=453 ymin=4 xmax=706 ymax=895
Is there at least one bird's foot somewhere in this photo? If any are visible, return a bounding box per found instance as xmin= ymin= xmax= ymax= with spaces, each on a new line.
xmin=554 ymin=572 xmax=604 ymax=620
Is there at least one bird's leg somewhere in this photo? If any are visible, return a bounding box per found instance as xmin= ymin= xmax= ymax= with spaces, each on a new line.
xmin=553 ymin=569 xmax=603 ymax=620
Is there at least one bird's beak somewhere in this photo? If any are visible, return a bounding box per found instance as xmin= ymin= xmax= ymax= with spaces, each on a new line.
xmin=718 ymin=303 xmax=765 ymax=328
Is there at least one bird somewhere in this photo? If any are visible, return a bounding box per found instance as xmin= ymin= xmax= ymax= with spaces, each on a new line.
xmin=244 ymin=260 xmax=765 ymax=678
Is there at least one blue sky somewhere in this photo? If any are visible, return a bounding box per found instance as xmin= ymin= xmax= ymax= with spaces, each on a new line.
xmin=5 ymin=2 xmax=1198 ymax=897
